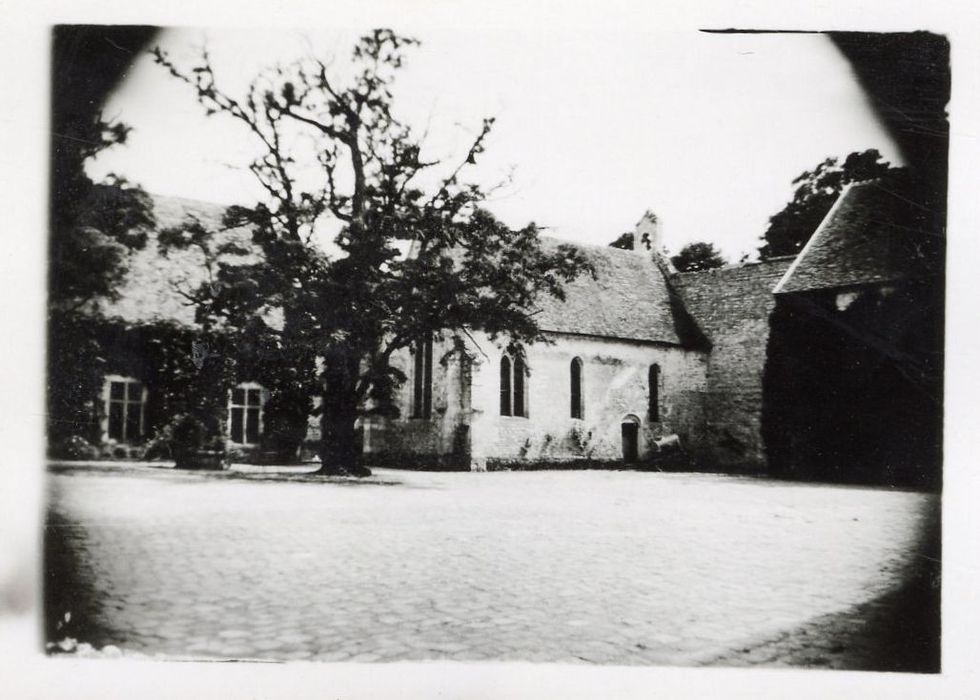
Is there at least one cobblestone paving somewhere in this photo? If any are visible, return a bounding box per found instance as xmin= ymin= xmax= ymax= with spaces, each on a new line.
xmin=44 ymin=463 xmax=938 ymax=666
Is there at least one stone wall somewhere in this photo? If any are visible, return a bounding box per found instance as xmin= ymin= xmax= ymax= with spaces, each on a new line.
xmin=362 ymin=336 xmax=472 ymax=469
xmin=673 ymin=258 xmax=794 ymax=471
xmin=466 ymin=331 xmax=707 ymax=469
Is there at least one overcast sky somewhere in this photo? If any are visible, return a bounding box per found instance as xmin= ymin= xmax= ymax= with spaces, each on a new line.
xmin=89 ymin=26 xmax=902 ymax=261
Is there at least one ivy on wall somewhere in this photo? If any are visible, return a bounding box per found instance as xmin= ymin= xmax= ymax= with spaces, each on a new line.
xmin=47 ymin=310 xmax=317 ymax=461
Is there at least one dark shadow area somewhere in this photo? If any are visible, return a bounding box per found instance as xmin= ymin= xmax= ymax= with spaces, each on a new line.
xmin=704 ymin=496 xmax=940 ymax=672
xmin=46 ymin=460 xmax=412 ymax=488
xmin=762 ymin=276 xmax=943 ymax=490
xmin=43 ymin=511 xmax=115 ymax=652
xmin=760 ymin=31 xmax=946 ymax=492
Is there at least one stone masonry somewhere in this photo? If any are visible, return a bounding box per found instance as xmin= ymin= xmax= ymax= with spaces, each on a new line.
xmin=673 ymin=258 xmax=795 ymax=471
xmin=467 ymin=332 xmax=706 ymax=468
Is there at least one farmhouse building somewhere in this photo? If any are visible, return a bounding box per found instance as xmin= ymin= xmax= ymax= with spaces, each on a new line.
xmin=50 ymin=182 xmax=942 ymax=487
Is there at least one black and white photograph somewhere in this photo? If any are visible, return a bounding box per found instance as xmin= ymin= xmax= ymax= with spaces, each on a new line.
xmin=1 ymin=2 xmax=977 ymax=698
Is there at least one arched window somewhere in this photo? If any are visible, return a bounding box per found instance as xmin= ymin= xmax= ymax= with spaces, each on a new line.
xmin=229 ymin=382 xmax=266 ymax=445
xmin=648 ymin=364 xmax=661 ymax=422
xmin=412 ymin=334 xmax=433 ymax=419
xmin=500 ymin=352 xmax=529 ymax=418
xmin=570 ymin=357 xmax=584 ymax=419
xmin=104 ymin=375 xmax=146 ymax=443
xmin=499 ymin=355 xmax=512 ymax=416
xmin=513 ymin=356 xmax=527 ymax=418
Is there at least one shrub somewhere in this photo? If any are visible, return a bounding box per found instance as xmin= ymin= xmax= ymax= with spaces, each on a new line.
xmin=568 ymin=424 xmax=591 ymax=454
xmin=170 ymin=413 xmax=206 ymax=456
xmin=48 ymin=435 xmax=100 ymax=461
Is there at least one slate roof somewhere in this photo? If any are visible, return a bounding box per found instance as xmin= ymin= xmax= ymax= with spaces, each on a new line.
xmin=532 ymin=238 xmax=696 ymax=346
xmin=774 ymin=181 xmax=941 ymax=295
xmin=672 ymin=257 xmax=795 ymax=344
xmin=94 ymin=194 xmax=255 ymax=326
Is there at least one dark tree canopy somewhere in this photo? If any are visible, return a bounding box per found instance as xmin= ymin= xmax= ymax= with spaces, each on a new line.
xmin=758 ymin=149 xmax=903 ymax=260
xmin=608 ymin=231 xmax=651 ymax=251
xmin=154 ymin=29 xmax=591 ymax=474
xmin=47 ymin=27 xmax=161 ymax=452
xmin=670 ymin=242 xmax=727 ymax=272
xmin=50 ymin=27 xmax=158 ymax=312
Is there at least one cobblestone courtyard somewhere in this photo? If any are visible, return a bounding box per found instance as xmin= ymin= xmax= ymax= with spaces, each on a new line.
xmin=44 ymin=463 xmax=940 ymax=669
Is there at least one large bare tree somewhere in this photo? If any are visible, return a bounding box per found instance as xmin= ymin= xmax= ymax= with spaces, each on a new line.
xmin=154 ymin=29 xmax=589 ymax=475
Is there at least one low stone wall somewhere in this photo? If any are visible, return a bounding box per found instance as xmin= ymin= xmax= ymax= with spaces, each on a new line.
xmin=363 ymin=452 xmax=471 ymax=471
xmin=484 ymin=453 xmax=691 ymax=472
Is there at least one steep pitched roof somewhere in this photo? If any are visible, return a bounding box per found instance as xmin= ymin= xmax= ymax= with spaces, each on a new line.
xmin=95 ymin=196 xmax=697 ymax=347
xmin=93 ymin=194 xmax=255 ymax=326
xmin=532 ymin=238 xmax=696 ymax=346
xmin=774 ymin=181 xmax=940 ymax=295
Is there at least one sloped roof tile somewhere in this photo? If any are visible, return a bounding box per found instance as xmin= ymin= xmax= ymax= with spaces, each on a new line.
xmin=774 ymin=181 xmax=940 ymax=294
xmin=673 ymin=258 xmax=795 ymax=344
xmin=94 ymin=194 xmax=254 ymax=326
xmin=96 ymin=196 xmax=692 ymax=347
xmin=533 ymin=238 xmax=688 ymax=345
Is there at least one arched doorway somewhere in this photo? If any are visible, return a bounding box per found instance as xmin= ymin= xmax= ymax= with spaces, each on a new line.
xmin=621 ymin=415 xmax=640 ymax=463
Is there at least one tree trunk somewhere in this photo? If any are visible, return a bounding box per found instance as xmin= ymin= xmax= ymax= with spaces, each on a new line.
xmin=315 ymin=351 xmax=371 ymax=477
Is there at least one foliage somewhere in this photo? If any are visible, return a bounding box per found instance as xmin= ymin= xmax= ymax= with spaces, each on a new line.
xmin=568 ymin=424 xmax=591 ymax=454
xmin=670 ymin=242 xmax=727 ymax=272
xmin=758 ymin=149 xmax=902 ymax=259
xmin=47 ymin=311 xmax=110 ymax=444
xmin=50 ymin=117 xmax=156 ymax=312
xmin=48 ymin=435 xmax=101 ymax=461
xmin=47 ymin=314 xmax=235 ymax=450
xmin=153 ymin=29 xmax=592 ymax=474
xmin=157 ymin=214 xmax=321 ymax=458
xmin=48 ymin=27 xmax=159 ymax=452
xmin=608 ymin=231 xmax=651 ymax=251
xmin=170 ymin=414 xmax=207 ymax=455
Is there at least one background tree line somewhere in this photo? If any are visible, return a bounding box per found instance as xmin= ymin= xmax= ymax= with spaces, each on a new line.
xmin=610 ymin=148 xmax=903 ymax=272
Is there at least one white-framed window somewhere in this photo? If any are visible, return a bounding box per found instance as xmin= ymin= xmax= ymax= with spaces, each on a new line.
xmin=103 ymin=375 xmax=146 ymax=443
xmin=228 ymin=382 xmax=266 ymax=445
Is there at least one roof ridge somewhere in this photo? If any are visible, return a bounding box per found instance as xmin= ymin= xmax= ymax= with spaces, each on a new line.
xmin=538 ymin=234 xmax=660 ymax=262
xmin=149 ymin=192 xmax=238 ymax=213
xmin=676 ymin=256 xmax=796 ymax=276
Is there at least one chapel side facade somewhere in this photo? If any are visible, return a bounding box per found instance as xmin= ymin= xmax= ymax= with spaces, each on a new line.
xmin=362 ymin=223 xmax=713 ymax=471
xmin=362 ymin=330 xmax=708 ymax=471
xmin=465 ymin=331 xmax=707 ymax=470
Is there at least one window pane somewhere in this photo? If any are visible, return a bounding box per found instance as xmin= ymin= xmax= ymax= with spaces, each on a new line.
xmin=413 ymin=344 xmax=424 ymax=418
xmin=649 ymin=365 xmax=660 ymax=421
xmin=423 ymin=336 xmax=433 ymax=419
xmin=127 ymin=381 xmax=143 ymax=401
xmin=514 ymin=358 xmax=526 ymax=417
xmin=230 ymin=407 xmax=244 ymax=443
xmin=108 ymin=402 xmax=124 ymax=441
xmin=247 ymin=388 xmax=261 ymax=406
xmin=232 ymin=388 xmax=245 ymax=406
xmin=125 ymin=403 xmax=141 ymax=441
xmin=110 ymin=382 xmax=125 ymax=400
xmin=499 ymin=356 xmax=512 ymax=416
xmin=245 ymin=407 xmax=260 ymax=443
xmin=570 ymin=359 xmax=582 ymax=419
